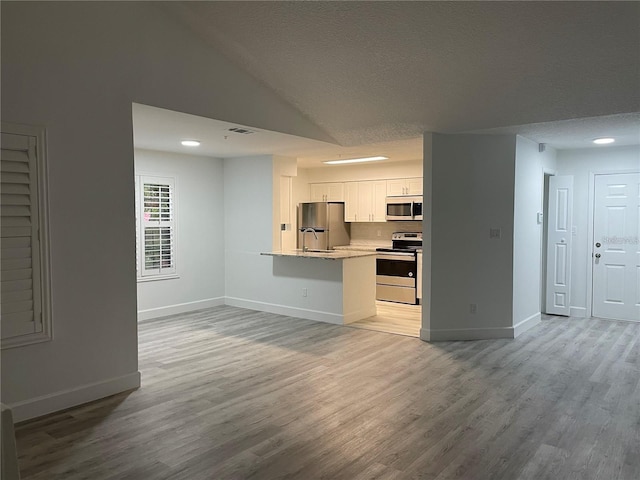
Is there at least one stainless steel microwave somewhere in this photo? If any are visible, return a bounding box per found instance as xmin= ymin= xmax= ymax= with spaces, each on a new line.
xmin=385 ymin=196 xmax=423 ymax=221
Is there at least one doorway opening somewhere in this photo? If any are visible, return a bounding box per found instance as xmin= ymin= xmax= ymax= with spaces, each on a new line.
xmin=542 ymin=170 xmax=640 ymax=323
xmin=590 ymin=172 xmax=640 ymax=322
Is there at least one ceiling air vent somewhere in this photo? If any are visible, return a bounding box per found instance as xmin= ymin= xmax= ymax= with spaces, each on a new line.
xmin=228 ymin=127 xmax=256 ymax=135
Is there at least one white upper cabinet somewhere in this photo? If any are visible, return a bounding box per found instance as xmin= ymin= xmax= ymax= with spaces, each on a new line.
xmin=344 ymin=180 xmax=387 ymax=222
xmin=344 ymin=182 xmax=358 ymax=222
xmin=371 ymin=181 xmax=387 ymax=221
xmin=309 ymin=182 xmax=344 ymax=202
xmin=387 ymin=177 xmax=423 ymax=196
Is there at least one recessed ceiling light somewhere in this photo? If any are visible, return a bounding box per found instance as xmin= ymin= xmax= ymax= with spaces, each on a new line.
xmin=592 ymin=137 xmax=615 ymax=145
xmin=323 ymin=156 xmax=388 ymax=165
xmin=181 ymin=140 xmax=201 ymax=147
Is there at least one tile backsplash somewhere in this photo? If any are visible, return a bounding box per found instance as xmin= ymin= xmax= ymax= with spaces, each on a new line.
xmin=350 ymin=221 xmax=422 ymax=246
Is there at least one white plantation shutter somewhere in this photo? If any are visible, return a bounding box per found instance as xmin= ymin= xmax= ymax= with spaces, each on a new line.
xmin=136 ymin=175 xmax=176 ymax=278
xmin=1 ymin=129 xmax=50 ymax=347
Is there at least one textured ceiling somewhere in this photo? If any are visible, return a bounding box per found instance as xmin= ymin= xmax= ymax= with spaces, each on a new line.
xmin=132 ymin=103 xmax=423 ymax=168
xmin=162 ymin=1 xmax=639 ymax=147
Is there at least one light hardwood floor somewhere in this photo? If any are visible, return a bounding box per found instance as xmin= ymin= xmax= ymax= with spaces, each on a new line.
xmin=14 ymin=306 xmax=640 ymax=480
xmin=348 ymin=301 xmax=421 ymax=337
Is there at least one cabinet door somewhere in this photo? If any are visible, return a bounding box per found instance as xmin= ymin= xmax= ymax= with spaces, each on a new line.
xmin=406 ymin=178 xmax=423 ymax=195
xmin=387 ymin=179 xmax=406 ymax=197
xmin=326 ymin=183 xmax=345 ymax=202
xmin=357 ymin=181 xmax=374 ymax=222
xmin=344 ymin=182 xmax=358 ymax=222
xmin=309 ymin=183 xmax=326 ymax=202
xmin=372 ymin=181 xmax=387 ymax=222
xmin=280 ymin=176 xmax=292 ymax=224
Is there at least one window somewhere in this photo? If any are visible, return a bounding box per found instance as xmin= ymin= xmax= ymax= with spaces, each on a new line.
xmin=1 ymin=124 xmax=52 ymax=349
xmin=135 ymin=175 xmax=176 ymax=279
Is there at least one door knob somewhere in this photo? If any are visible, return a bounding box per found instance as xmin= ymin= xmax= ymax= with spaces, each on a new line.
xmin=595 ymin=253 xmax=601 ymax=258
xmin=595 ymin=242 xmax=601 ymax=248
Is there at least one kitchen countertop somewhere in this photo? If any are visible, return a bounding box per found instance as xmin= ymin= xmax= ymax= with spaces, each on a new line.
xmin=333 ymin=244 xmax=389 ymax=252
xmin=261 ymin=249 xmax=377 ymax=260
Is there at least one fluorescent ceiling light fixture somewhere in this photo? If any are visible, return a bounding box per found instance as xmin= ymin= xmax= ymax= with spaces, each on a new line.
xmin=181 ymin=140 xmax=201 ymax=147
xmin=592 ymin=137 xmax=615 ymax=145
xmin=323 ymin=156 xmax=388 ymax=165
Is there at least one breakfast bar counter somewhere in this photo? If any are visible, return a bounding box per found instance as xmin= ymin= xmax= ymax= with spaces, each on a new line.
xmin=260 ymin=250 xmax=377 ymax=324
xmin=261 ymin=250 xmax=376 ymax=260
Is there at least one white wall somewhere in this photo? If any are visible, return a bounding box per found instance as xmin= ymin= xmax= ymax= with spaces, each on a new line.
xmin=135 ymin=149 xmax=225 ymax=319
xmin=224 ymin=156 xmax=345 ymax=322
xmin=556 ymin=145 xmax=640 ymax=316
xmin=1 ymin=1 xmax=332 ymax=421
xmin=512 ymin=137 xmax=557 ymax=333
xmin=350 ymin=222 xmax=422 ymax=245
xmin=303 ymin=159 xmax=423 ymax=184
xmin=425 ymin=133 xmax=517 ymax=341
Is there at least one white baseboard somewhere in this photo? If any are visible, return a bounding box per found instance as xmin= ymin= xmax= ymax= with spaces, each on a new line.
xmin=421 ymin=313 xmax=541 ymax=342
xmin=513 ymin=312 xmax=541 ymax=337
xmin=225 ymin=297 xmax=344 ymax=325
xmin=570 ymin=306 xmax=587 ymax=318
xmin=419 ymin=327 xmax=431 ymax=342
xmin=420 ymin=324 xmax=515 ymax=342
xmin=9 ymin=371 xmax=141 ymax=423
xmin=137 ymin=297 xmax=225 ymax=321
xmin=425 ymin=327 xmax=515 ymax=342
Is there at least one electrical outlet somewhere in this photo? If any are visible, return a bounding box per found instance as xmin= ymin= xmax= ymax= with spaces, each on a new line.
xmin=489 ymin=228 xmax=501 ymax=239
xmin=377 ymin=230 xmax=382 ymax=237
xmin=302 ymin=288 xmax=308 ymax=297
xmin=469 ymin=303 xmax=477 ymax=314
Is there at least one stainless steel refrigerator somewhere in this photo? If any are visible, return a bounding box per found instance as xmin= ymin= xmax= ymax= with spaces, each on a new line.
xmin=297 ymin=202 xmax=350 ymax=250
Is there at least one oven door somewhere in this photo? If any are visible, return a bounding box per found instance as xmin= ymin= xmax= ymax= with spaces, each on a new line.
xmin=376 ymin=252 xmax=416 ymax=287
xmin=376 ymin=252 xmax=417 ymax=304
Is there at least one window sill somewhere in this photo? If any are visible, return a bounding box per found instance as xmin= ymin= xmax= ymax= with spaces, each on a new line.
xmin=137 ymin=274 xmax=180 ymax=283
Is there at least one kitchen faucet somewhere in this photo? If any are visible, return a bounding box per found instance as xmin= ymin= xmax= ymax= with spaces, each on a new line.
xmin=301 ymin=227 xmax=318 ymax=252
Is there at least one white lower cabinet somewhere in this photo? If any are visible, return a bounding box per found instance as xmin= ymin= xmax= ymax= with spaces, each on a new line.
xmin=345 ymin=180 xmax=386 ymax=222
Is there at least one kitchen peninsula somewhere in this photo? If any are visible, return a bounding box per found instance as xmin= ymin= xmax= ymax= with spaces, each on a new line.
xmin=261 ymin=249 xmax=376 ymax=325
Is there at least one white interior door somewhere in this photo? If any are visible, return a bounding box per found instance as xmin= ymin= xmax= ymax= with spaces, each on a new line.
xmin=592 ymin=173 xmax=640 ymax=322
xmin=545 ymin=175 xmax=573 ymax=316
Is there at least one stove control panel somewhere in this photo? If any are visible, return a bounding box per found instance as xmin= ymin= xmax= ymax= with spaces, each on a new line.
xmin=392 ymin=232 xmax=422 ymax=241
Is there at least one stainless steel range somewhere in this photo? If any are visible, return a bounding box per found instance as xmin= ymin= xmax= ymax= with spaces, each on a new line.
xmin=376 ymin=232 xmax=422 ymax=304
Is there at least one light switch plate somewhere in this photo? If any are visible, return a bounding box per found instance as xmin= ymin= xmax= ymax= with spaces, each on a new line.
xmin=537 ymin=212 xmax=544 ymax=224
